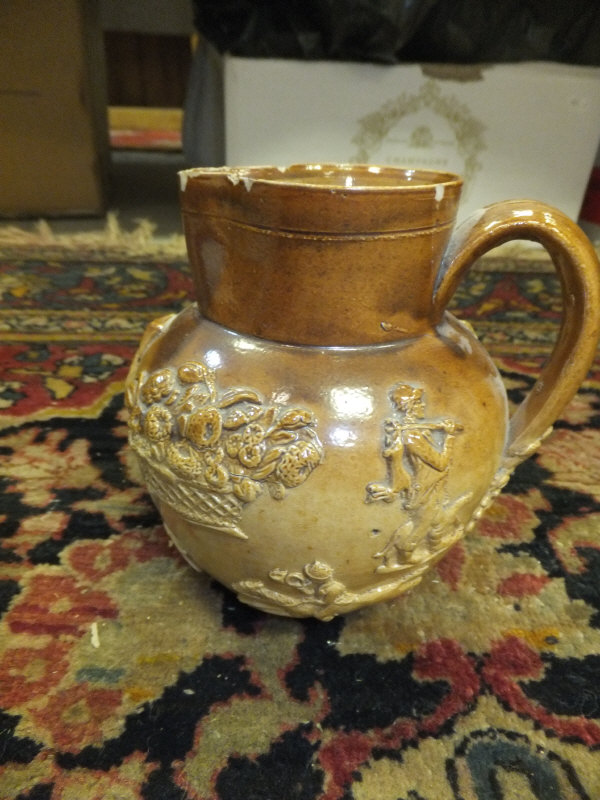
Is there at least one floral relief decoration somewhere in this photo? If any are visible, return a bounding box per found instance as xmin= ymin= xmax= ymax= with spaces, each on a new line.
xmin=126 ymin=359 xmax=324 ymax=538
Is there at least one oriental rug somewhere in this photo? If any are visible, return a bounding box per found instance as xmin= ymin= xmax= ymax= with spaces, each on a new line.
xmin=1 ymin=255 xmax=600 ymax=800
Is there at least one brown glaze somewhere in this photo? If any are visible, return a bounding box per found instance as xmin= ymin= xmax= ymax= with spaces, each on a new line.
xmin=179 ymin=165 xmax=463 ymax=346
xmin=126 ymin=164 xmax=600 ymax=619
xmin=434 ymin=200 xmax=600 ymax=458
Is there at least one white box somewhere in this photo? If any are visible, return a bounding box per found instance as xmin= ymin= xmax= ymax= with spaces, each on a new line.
xmin=220 ymin=58 xmax=600 ymax=224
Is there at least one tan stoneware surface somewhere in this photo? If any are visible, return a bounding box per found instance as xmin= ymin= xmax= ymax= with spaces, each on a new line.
xmin=125 ymin=164 xmax=600 ymax=620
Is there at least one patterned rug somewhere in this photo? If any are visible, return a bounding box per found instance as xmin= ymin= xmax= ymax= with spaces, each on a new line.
xmin=1 ymin=255 xmax=600 ymax=799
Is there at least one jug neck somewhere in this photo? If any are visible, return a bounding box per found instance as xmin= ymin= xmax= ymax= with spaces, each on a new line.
xmin=180 ymin=165 xmax=462 ymax=346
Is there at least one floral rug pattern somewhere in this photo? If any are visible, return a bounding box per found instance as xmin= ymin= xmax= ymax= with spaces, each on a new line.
xmin=1 ymin=258 xmax=600 ymax=799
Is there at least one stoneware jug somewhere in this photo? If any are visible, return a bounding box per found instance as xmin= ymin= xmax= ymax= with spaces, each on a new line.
xmin=126 ymin=164 xmax=600 ymax=620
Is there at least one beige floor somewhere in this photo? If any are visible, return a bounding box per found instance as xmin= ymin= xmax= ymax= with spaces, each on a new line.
xmin=105 ymin=150 xmax=188 ymax=236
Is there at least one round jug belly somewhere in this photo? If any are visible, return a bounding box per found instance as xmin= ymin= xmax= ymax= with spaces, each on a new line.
xmin=126 ymin=305 xmax=508 ymax=619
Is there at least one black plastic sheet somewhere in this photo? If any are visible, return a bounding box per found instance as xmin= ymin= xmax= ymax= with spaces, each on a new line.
xmin=192 ymin=0 xmax=600 ymax=65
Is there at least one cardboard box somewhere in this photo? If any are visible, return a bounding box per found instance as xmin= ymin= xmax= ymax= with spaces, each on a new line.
xmin=0 ymin=0 xmax=109 ymax=217
xmin=219 ymin=58 xmax=600 ymax=225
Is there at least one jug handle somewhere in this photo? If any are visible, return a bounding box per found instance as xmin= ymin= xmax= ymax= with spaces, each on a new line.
xmin=433 ymin=200 xmax=600 ymax=467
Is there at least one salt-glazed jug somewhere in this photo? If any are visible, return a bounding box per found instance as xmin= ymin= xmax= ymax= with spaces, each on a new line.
xmin=126 ymin=164 xmax=600 ymax=620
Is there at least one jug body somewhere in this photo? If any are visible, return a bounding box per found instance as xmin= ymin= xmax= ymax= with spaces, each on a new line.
xmin=126 ymin=305 xmax=507 ymax=619
xmin=126 ymin=164 xmax=600 ymax=619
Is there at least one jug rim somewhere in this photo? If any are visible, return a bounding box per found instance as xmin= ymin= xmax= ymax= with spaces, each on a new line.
xmin=179 ymin=163 xmax=462 ymax=193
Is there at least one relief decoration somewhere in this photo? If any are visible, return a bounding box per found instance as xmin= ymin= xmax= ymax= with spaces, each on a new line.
xmin=366 ymin=383 xmax=470 ymax=572
xmin=234 ymin=561 xmax=358 ymax=621
xmin=126 ymin=358 xmax=323 ymax=539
